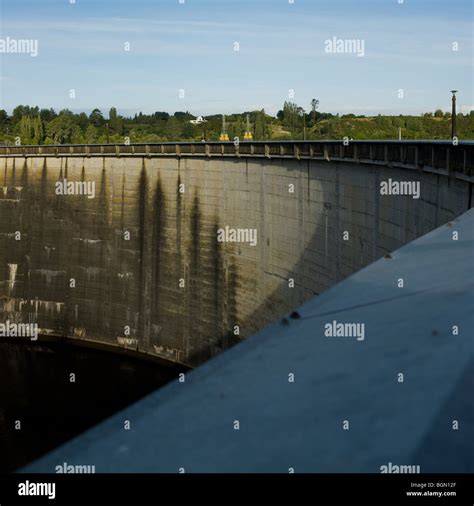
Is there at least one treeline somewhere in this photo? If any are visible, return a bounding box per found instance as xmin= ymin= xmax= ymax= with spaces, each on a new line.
xmin=0 ymin=106 xmax=274 ymax=144
xmin=0 ymin=102 xmax=473 ymax=145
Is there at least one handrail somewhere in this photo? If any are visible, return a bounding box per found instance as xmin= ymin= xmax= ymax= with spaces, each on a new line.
xmin=0 ymin=140 xmax=472 ymax=178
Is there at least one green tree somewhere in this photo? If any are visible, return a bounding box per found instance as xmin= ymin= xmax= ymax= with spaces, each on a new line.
xmin=89 ymin=108 xmax=105 ymax=128
xmin=84 ymin=124 xmax=99 ymax=143
xmin=108 ymin=107 xmax=123 ymax=135
xmin=76 ymin=112 xmax=89 ymax=131
xmin=18 ymin=116 xmax=43 ymax=144
xmin=181 ymin=122 xmax=195 ymax=140
xmin=40 ymin=108 xmax=57 ymax=122
xmin=13 ymin=105 xmax=39 ymax=125
xmin=254 ymin=109 xmax=268 ymax=140
xmin=47 ymin=112 xmax=81 ymax=143
xmin=281 ymin=102 xmax=300 ymax=132
xmin=32 ymin=116 xmax=44 ymax=144
xmin=232 ymin=115 xmax=244 ymax=139
xmin=19 ymin=116 xmax=33 ymax=143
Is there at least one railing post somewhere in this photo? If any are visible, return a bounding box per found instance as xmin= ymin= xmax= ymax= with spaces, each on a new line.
xmin=294 ymin=144 xmax=300 ymax=160
xmin=176 ymin=144 xmax=180 ymax=157
xmin=115 ymin=145 xmax=120 ymax=157
xmin=235 ymin=143 xmax=240 ymax=157
xmin=86 ymin=145 xmax=90 ymax=158
xmin=353 ymin=144 xmax=358 ymax=163
xmin=280 ymin=144 xmax=285 ymax=156
xmin=265 ymin=144 xmax=270 ymax=159
xmin=206 ymin=144 xmax=211 ymax=157
xmin=146 ymin=144 xmax=151 ymax=158
xmin=324 ymin=144 xmax=329 ymax=161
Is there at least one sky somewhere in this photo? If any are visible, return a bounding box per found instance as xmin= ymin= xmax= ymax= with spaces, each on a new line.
xmin=0 ymin=0 xmax=472 ymax=117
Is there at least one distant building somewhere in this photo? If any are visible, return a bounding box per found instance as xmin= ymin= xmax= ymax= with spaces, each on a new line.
xmin=190 ymin=116 xmax=207 ymax=125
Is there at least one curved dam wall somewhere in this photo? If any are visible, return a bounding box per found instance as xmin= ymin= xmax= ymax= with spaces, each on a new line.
xmin=0 ymin=151 xmax=471 ymax=366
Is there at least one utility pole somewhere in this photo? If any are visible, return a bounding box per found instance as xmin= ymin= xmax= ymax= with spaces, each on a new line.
xmin=303 ymin=111 xmax=306 ymax=140
xmin=450 ymin=90 xmax=458 ymax=139
xmin=298 ymin=108 xmax=306 ymax=140
xmin=398 ymin=127 xmax=402 ymax=140
xmin=106 ymin=123 xmax=110 ymax=144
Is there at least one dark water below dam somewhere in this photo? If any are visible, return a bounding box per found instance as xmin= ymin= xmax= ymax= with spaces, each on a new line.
xmin=0 ymin=340 xmax=184 ymax=472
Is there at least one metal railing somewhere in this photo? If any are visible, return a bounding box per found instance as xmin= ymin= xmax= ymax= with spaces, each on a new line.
xmin=0 ymin=140 xmax=472 ymax=178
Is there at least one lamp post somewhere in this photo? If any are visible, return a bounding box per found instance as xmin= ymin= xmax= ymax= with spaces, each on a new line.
xmin=298 ymin=108 xmax=306 ymax=140
xmin=450 ymin=90 xmax=458 ymax=139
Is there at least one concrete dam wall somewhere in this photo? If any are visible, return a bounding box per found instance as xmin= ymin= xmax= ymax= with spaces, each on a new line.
xmin=0 ymin=144 xmax=472 ymax=366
